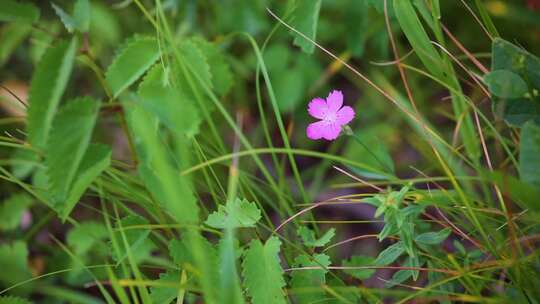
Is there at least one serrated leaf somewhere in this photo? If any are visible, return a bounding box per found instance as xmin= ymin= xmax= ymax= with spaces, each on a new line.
xmin=519 ymin=122 xmax=540 ymax=191
xmin=149 ymin=270 xmax=181 ymax=304
xmin=0 ymin=193 xmax=33 ymax=231
xmin=205 ymin=198 xmax=261 ymax=229
xmin=62 ymin=143 xmax=111 ymax=219
xmin=291 ymin=0 xmax=322 ymax=54
xmin=0 ymin=1 xmax=39 ymax=23
xmin=51 ymin=3 xmax=76 ymax=32
xmin=0 ymin=22 xmax=32 ymax=67
xmin=375 ymin=241 xmax=405 ymax=266
xmin=0 ymin=242 xmax=32 ymax=294
xmin=290 ymin=253 xmax=331 ymax=303
xmin=138 ymin=65 xmax=201 ymax=137
xmin=342 ymin=255 xmax=376 ymax=280
xmin=297 ymin=226 xmax=335 ymax=248
xmin=191 ymin=37 xmax=233 ymax=96
xmin=45 ymin=97 xmax=100 ymax=210
xmin=178 ymin=39 xmax=212 ymax=90
xmin=67 ymin=221 xmax=108 ymax=256
xmin=415 ymin=228 xmax=451 ymax=245
xmin=27 ymin=38 xmax=77 ymax=149
xmin=105 ymin=36 xmax=160 ymax=97
xmin=125 ymin=100 xmax=200 ymax=224
xmin=0 ymin=296 xmax=33 ymax=304
xmin=242 ymin=237 xmax=287 ymax=304
xmin=484 ymin=70 xmax=528 ymax=98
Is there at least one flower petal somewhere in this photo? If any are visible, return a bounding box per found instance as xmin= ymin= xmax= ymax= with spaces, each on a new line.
xmin=322 ymin=122 xmax=341 ymax=140
xmin=307 ymin=121 xmax=326 ymax=140
xmin=326 ymin=90 xmax=343 ymax=112
xmin=307 ymin=98 xmax=328 ymax=119
xmin=336 ymin=106 xmax=355 ymax=125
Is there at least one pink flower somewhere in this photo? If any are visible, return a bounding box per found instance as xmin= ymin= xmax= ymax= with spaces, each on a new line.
xmin=306 ymin=90 xmax=355 ymax=141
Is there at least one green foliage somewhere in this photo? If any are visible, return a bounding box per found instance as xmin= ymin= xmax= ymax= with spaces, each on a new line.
xmin=491 ymin=38 xmax=540 ymax=126
xmin=374 ymin=241 xmax=405 ymax=266
xmin=414 ymin=228 xmax=451 ymax=245
xmin=297 ymin=226 xmax=335 ymax=247
xmin=342 ymin=255 xmax=376 ymax=280
xmin=105 ymin=36 xmax=160 ymax=97
xmin=111 ymin=215 xmax=155 ymax=263
xmin=52 ymin=0 xmax=91 ymax=33
xmin=66 ymin=222 xmax=108 ymax=255
xmin=0 ymin=193 xmax=33 ymax=231
xmin=0 ymin=242 xmax=32 ymax=294
xmin=205 ymin=198 xmax=261 ymax=229
xmin=0 ymin=1 xmax=39 ymax=23
xmin=149 ymin=270 xmax=181 ymax=304
xmin=191 ymin=37 xmax=234 ymax=96
xmin=291 ymin=0 xmax=322 ymax=54
xmin=242 ymin=237 xmax=287 ymax=304
xmin=290 ymin=253 xmax=331 ymax=303
xmin=45 ymin=98 xmax=100 ymax=212
xmin=0 ymin=296 xmax=32 ymax=304
xmin=519 ymin=122 xmax=540 ymax=190
xmin=0 ymin=22 xmax=32 ymax=67
xmin=27 ymin=38 xmax=78 ymax=149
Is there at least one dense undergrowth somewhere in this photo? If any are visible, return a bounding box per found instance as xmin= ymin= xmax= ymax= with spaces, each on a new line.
xmin=1 ymin=0 xmax=540 ymax=303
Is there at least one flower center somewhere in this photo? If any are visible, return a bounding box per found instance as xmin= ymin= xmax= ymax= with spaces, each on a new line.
xmin=324 ymin=112 xmax=337 ymax=123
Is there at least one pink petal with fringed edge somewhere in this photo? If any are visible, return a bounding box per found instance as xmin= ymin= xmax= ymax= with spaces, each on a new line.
xmin=336 ymin=106 xmax=355 ymax=125
xmin=326 ymin=90 xmax=343 ymax=112
xmin=307 ymin=98 xmax=328 ymax=119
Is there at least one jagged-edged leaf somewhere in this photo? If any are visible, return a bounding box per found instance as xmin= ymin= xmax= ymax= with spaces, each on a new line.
xmin=51 ymin=3 xmax=76 ymax=32
xmin=0 ymin=22 xmax=32 ymax=67
xmin=66 ymin=221 xmax=108 ymax=255
xmin=125 ymin=103 xmax=199 ymax=224
xmin=290 ymin=253 xmax=331 ymax=303
xmin=297 ymin=226 xmax=335 ymax=248
xmin=415 ymin=228 xmax=451 ymax=245
xmin=45 ymin=97 xmax=100 ymax=209
xmin=375 ymin=241 xmax=405 ymax=266
xmin=0 ymin=1 xmax=39 ymax=23
xmin=205 ymin=198 xmax=261 ymax=229
xmin=138 ymin=65 xmax=201 ymax=137
xmin=520 ymin=122 xmax=540 ymax=191
xmin=0 ymin=296 xmax=33 ymax=304
xmin=74 ymin=0 xmax=90 ymax=32
xmin=0 ymin=242 xmax=32 ymax=294
xmin=178 ymin=39 xmax=212 ymax=89
xmin=0 ymin=193 xmax=33 ymax=231
xmin=105 ymin=36 xmax=160 ymax=97
xmin=342 ymin=255 xmax=376 ymax=280
xmin=111 ymin=215 xmax=155 ymax=263
xmin=27 ymin=38 xmax=77 ymax=149
xmin=191 ymin=37 xmax=233 ymax=96
xmin=242 ymin=237 xmax=286 ymax=304
xmin=291 ymin=0 xmax=322 ymax=54
xmin=62 ymin=144 xmax=111 ymax=219
xmin=149 ymin=270 xmax=181 ymax=304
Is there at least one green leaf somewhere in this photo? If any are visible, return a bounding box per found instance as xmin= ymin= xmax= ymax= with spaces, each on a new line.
xmin=242 ymin=237 xmax=287 ymax=304
xmin=149 ymin=270 xmax=181 ymax=304
xmin=27 ymin=38 xmax=78 ymax=149
xmin=67 ymin=221 xmax=108 ymax=255
xmin=112 ymin=215 xmax=155 ymax=263
xmin=45 ymin=97 xmax=100 ymax=209
xmin=519 ymin=122 xmax=540 ymax=190
xmin=63 ymin=144 xmax=111 ymax=219
xmin=125 ymin=102 xmax=200 ymax=224
xmin=484 ymin=70 xmax=528 ymax=98
xmin=51 ymin=3 xmax=76 ymax=32
xmin=191 ymin=37 xmax=233 ymax=96
xmin=375 ymin=241 xmax=405 ymax=266
xmin=0 ymin=193 xmax=33 ymax=231
xmin=290 ymin=253 xmax=331 ymax=303
xmin=138 ymin=65 xmax=201 ymax=137
xmin=415 ymin=228 xmax=451 ymax=245
xmin=0 ymin=242 xmax=32 ymax=294
xmin=0 ymin=1 xmax=39 ymax=23
xmin=487 ymin=170 xmax=540 ymax=213
xmin=297 ymin=226 xmax=335 ymax=248
xmin=217 ymin=232 xmax=245 ymax=304
xmin=0 ymin=22 xmax=32 ymax=67
xmin=342 ymin=255 xmax=376 ymax=280
xmin=74 ymin=0 xmax=91 ymax=33
xmin=205 ymin=198 xmax=261 ymax=229
xmin=0 ymin=296 xmax=33 ymax=304
xmin=291 ymin=0 xmax=322 ymax=54
xmin=105 ymin=36 xmax=160 ymax=97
